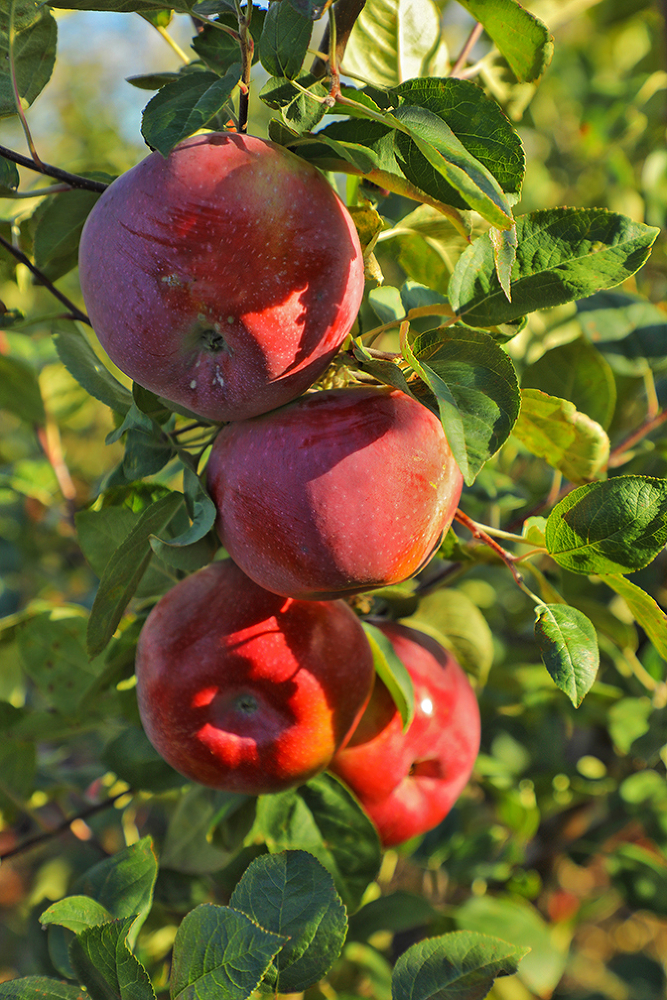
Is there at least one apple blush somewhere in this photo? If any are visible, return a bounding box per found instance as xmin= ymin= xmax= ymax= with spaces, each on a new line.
xmin=134 ymin=559 xmax=375 ymax=795
xmin=206 ymin=385 xmax=464 ymax=600
xmin=329 ymin=622 xmax=480 ymax=847
xmin=78 ymin=132 xmax=364 ymax=422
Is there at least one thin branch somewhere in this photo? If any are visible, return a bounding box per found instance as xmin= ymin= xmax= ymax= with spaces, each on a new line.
xmin=0 ymin=144 xmax=108 ymax=193
xmin=607 ymin=408 xmax=667 ymax=468
xmin=449 ymin=22 xmax=484 ymax=78
xmin=0 ymin=791 xmax=131 ymax=861
xmin=0 ymin=233 xmax=91 ymax=325
xmin=454 ymin=508 xmax=543 ymax=604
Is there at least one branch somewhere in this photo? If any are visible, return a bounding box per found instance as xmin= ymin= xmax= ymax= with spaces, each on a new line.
xmin=454 ymin=509 xmax=544 ymax=605
xmin=311 ymin=0 xmax=367 ymax=79
xmin=0 ymin=144 xmax=108 ymax=193
xmin=0 ymin=233 xmax=91 ymax=325
xmin=0 ymin=791 xmax=131 ymax=861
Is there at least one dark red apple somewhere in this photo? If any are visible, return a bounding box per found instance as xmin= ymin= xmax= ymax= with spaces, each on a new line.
xmin=329 ymin=622 xmax=480 ymax=846
xmin=78 ymin=132 xmax=364 ymax=422
xmin=206 ymin=386 xmax=463 ymax=600
xmin=134 ymin=559 xmax=375 ymax=795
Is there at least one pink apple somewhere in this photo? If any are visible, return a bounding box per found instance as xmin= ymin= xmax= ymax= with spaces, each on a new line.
xmin=206 ymin=385 xmax=463 ymax=600
xmin=329 ymin=622 xmax=480 ymax=846
xmin=134 ymin=559 xmax=375 ymax=795
xmin=78 ymin=132 xmax=364 ymax=421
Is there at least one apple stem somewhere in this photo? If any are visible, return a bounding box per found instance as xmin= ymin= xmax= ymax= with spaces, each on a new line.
xmin=0 ymin=233 xmax=91 ymax=326
xmin=0 ymin=143 xmax=108 ymax=193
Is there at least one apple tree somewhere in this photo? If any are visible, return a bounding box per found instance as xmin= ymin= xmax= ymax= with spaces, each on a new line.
xmin=1 ymin=1 xmax=667 ymax=998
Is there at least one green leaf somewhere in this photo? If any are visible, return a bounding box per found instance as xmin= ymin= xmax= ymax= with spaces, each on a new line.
xmin=348 ymin=891 xmax=438 ymax=942
xmin=449 ymin=209 xmax=659 ymax=328
xmin=0 ymin=978 xmax=88 ymax=1000
xmin=0 ymin=738 xmax=35 ymax=806
xmin=161 ymin=786 xmax=242 ymax=875
xmin=603 ymin=574 xmax=667 ymax=660
xmin=513 ymin=389 xmax=609 ymax=484
xmin=393 ymin=930 xmax=529 ymax=1000
xmin=489 ymin=224 xmax=517 ymax=301
xmin=74 ymin=837 xmax=158 ymax=946
xmin=0 ymin=354 xmax=45 ymax=423
xmin=86 ymin=491 xmax=183 ymax=657
xmin=0 ymin=155 xmax=19 ymax=193
xmin=0 ymin=2 xmax=57 ymax=118
xmin=577 ymin=290 xmax=667 ymax=376
xmin=170 ymin=904 xmax=286 ymax=1000
xmin=391 ymin=104 xmax=513 ymax=229
xmin=408 ymin=326 xmax=521 ymax=485
xmin=259 ymin=1 xmax=312 ymax=80
xmin=230 ymin=851 xmax=347 ymax=993
xmin=456 ymin=0 xmax=553 ymax=81
xmin=283 ymin=0 xmax=325 ymax=20
xmin=192 ymin=23 xmax=242 ymax=75
xmin=253 ymin=773 xmax=381 ymax=913
xmin=18 ymin=613 xmax=105 ymax=713
xmin=54 ymin=328 xmax=133 ymax=415
xmin=69 ymin=918 xmax=156 ymax=1000
xmin=32 ymin=187 xmax=104 ymax=281
xmin=521 ymin=339 xmax=616 ymax=429
xmin=361 ymin=622 xmax=414 ymax=731
xmin=455 ymin=896 xmax=568 ymax=998
xmin=402 ymin=588 xmax=494 ymax=681
xmin=141 ymin=67 xmax=241 ymax=156
xmin=393 ymin=78 xmax=525 ymax=200
xmin=534 ymin=604 xmax=599 ymax=706
xmin=341 ymin=0 xmax=447 ymax=88
xmin=40 ymin=898 xmax=114 ymax=935
xmin=545 ymin=477 xmax=667 ymax=575
xmin=152 ymin=467 xmax=216 ymax=549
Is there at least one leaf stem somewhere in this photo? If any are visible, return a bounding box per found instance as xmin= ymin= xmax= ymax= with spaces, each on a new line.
xmin=0 ymin=233 xmax=91 ymax=325
xmin=9 ymin=1 xmax=44 ymax=170
xmin=449 ymin=22 xmax=484 ymax=78
xmin=155 ymin=24 xmax=191 ymax=64
xmin=0 ymin=144 xmax=108 ymax=192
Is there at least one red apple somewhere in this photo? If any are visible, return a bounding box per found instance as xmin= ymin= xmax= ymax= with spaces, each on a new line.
xmin=78 ymin=132 xmax=364 ymax=422
xmin=134 ymin=559 xmax=375 ymax=795
xmin=206 ymin=386 xmax=463 ymax=600
xmin=329 ymin=622 xmax=480 ymax=846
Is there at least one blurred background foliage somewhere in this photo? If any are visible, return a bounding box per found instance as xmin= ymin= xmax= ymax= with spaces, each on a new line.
xmin=2 ymin=1 xmax=667 ymax=999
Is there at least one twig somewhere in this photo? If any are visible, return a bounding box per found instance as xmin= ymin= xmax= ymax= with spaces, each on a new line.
xmin=449 ymin=22 xmax=484 ymax=78
xmin=0 ymin=144 xmax=108 ymax=193
xmin=0 ymin=791 xmax=132 ymax=861
xmin=607 ymin=408 xmax=667 ymax=468
xmin=0 ymin=233 xmax=90 ymax=325
xmin=236 ymin=0 xmax=254 ymax=133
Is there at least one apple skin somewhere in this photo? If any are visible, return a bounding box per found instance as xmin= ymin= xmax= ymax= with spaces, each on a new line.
xmin=134 ymin=559 xmax=375 ymax=795
xmin=206 ymin=386 xmax=463 ymax=600
xmin=78 ymin=132 xmax=364 ymax=422
xmin=329 ymin=622 xmax=480 ymax=847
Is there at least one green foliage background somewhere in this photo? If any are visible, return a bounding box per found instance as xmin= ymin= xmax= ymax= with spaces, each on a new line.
xmin=2 ymin=2 xmax=667 ymax=999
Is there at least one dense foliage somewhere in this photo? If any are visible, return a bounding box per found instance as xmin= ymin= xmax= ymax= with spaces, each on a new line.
xmin=1 ymin=1 xmax=667 ymax=998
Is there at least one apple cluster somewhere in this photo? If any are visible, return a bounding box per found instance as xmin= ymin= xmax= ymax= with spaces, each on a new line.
xmin=80 ymin=133 xmax=480 ymax=846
